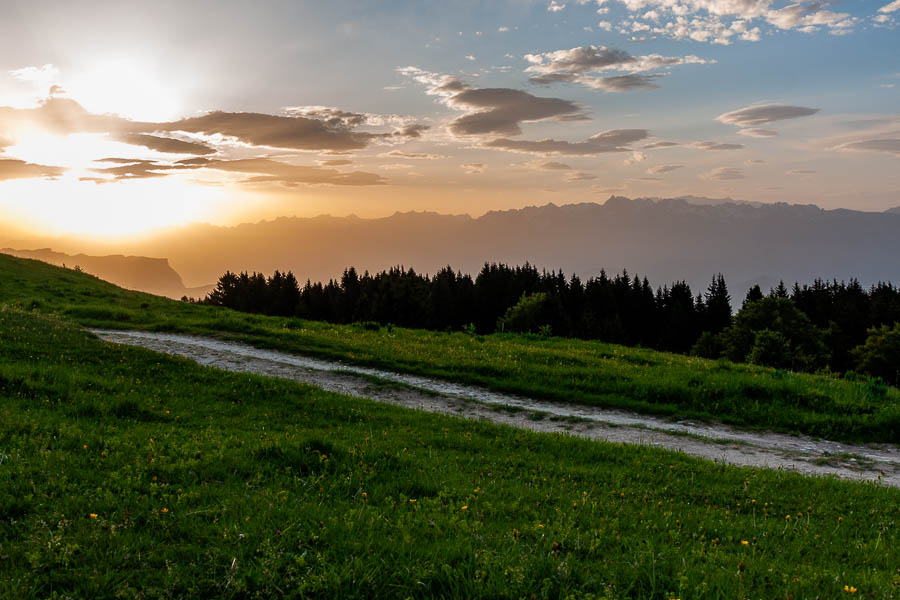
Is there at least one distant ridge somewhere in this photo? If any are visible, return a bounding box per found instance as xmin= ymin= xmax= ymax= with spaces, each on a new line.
xmin=886 ymin=206 xmax=900 ymax=214
xmin=0 ymin=248 xmax=212 ymax=299
xmin=125 ymin=196 xmax=900 ymax=295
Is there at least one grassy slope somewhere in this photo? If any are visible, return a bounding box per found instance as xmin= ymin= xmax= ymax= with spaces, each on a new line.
xmin=1 ymin=308 xmax=898 ymax=599
xmin=1 ymin=253 xmax=897 ymax=444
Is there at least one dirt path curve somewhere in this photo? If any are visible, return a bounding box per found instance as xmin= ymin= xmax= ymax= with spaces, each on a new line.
xmin=91 ymin=329 xmax=900 ymax=488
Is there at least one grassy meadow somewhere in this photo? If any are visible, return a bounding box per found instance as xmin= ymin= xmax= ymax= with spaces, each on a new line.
xmin=1 ymin=253 xmax=898 ymax=444
xmin=0 ymin=306 xmax=898 ymax=598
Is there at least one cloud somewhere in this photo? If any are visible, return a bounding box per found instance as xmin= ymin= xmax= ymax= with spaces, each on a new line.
xmin=163 ymin=111 xmax=397 ymax=151
xmin=717 ymin=104 xmax=820 ymax=127
xmin=318 ymin=159 xmax=353 ymax=166
xmin=576 ymin=0 xmax=854 ymax=44
xmin=643 ymin=141 xmax=679 ymax=148
xmin=702 ymin=166 xmax=746 ymax=180
xmin=484 ymin=129 xmax=649 ymax=155
xmin=624 ymin=151 xmax=647 ymax=165
xmin=399 ymin=67 xmax=590 ymax=137
xmin=785 ymin=168 xmax=817 ymax=174
xmin=737 ymin=128 xmax=778 ymax=137
xmin=9 ymin=64 xmax=60 ymax=85
xmin=446 ymin=88 xmax=589 ymax=136
xmin=548 ymin=0 xmax=566 ymax=11
xmin=0 ymin=158 xmax=65 ymax=181
xmin=89 ymin=159 xmax=169 ymax=181
xmin=880 ymin=0 xmax=900 ymax=12
xmin=533 ymin=161 xmax=574 ymax=170
xmin=0 ymin=96 xmax=424 ymax=158
xmin=462 ymin=163 xmax=485 ymax=173
xmin=647 ymin=164 xmax=683 ymax=174
xmin=194 ymin=158 xmax=387 ymax=186
xmin=381 ymin=150 xmax=445 ymax=160
xmin=524 ymin=45 xmax=712 ymax=92
xmin=114 ymin=133 xmax=215 ymax=155
xmin=765 ymin=3 xmax=855 ymax=34
xmin=566 ymin=172 xmax=598 ymax=181
xmin=694 ymin=141 xmax=745 ymax=150
xmin=831 ymin=138 xmax=900 ymax=157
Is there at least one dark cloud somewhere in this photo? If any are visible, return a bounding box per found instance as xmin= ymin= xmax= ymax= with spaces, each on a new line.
xmin=694 ymin=141 xmax=745 ymax=150
xmin=161 ymin=111 xmax=391 ymax=152
xmin=717 ymin=104 xmax=819 ymax=127
xmin=446 ymin=88 xmax=588 ymax=136
xmin=0 ymin=158 xmax=65 ymax=181
xmin=395 ymin=123 xmax=430 ymax=138
xmin=484 ymin=129 xmax=649 ymax=155
xmin=583 ymin=74 xmax=663 ymax=92
xmin=115 ymin=133 xmax=215 ymax=155
xmin=0 ymin=97 xmax=424 ymax=158
xmin=524 ymin=46 xmax=711 ymax=92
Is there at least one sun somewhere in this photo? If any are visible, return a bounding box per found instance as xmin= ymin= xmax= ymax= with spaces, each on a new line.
xmin=64 ymin=58 xmax=181 ymax=122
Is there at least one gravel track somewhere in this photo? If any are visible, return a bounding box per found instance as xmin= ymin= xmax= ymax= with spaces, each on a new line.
xmin=92 ymin=329 xmax=900 ymax=487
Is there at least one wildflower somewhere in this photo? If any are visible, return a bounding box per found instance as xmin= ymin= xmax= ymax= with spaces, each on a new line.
xmin=409 ymin=499 xmax=416 ymax=504
xmin=165 ymin=410 xmax=170 ymax=415
xmin=461 ymin=505 xmax=468 ymax=510
xmin=741 ymin=540 xmax=749 ymax=546
xmin=361 ymin=492 xmax=367 ymax=499
xmin=512 ymin=528 xmax=519 ymax=538
xmin=844 ymin=585 xmax=857 ymax=594
xmin=83 ymin=444 xmax=87 ymax=449
xmin=785 ymin=514 xmax=791 ymax=520
xmin=89 ymin=513 xmax=98 ymax=519
xmin=537 ymin=523 xmax=544 ymax=529
xmin=161 ymin=508 xmax=169 ymax=514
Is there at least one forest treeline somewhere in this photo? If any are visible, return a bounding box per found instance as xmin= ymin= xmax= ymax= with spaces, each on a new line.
xmin=199 ymin=264 xmax=900 ymax=384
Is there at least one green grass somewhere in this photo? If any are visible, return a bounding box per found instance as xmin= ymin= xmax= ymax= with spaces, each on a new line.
xmin=1 ymin=253 xmax=897 ymax=444
xmin=0 ymin=307 xmax=898 ymax=598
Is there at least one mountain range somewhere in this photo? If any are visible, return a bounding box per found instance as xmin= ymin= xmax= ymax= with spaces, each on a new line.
xmin=130 ymin=196 xmax=900 ymax=296
xmin=5 ymin=196 xmax=899 ymax=299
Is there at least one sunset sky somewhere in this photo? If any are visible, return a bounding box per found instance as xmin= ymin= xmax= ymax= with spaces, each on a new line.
xmin=0 ymin=0 xmax=897 ymax=239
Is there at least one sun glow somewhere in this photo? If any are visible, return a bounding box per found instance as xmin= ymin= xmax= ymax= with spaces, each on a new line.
xmin=0 ymin=174 xmax=237 ymax=238
xmin=64 ymin=59 xmax=181 ymax=122
xmin=5 ymin=131 xmax=153 ymax=169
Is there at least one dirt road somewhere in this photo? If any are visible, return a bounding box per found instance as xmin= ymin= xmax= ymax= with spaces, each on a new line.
xmin=92 ymin=329 xmax=900 ymax=487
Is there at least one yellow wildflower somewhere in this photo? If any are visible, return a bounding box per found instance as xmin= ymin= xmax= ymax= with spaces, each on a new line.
xmin=89 ymin=513 xmax=98 ymax=519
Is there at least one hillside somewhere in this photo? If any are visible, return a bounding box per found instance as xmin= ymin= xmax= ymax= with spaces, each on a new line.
xmin=1 ymin=252 xmax=897 ymax=444
xmin=0 ymin=247 xmax=213 ymax=299
xmin=1 ymin=253 xmax=899 ymax=598
xmin=120 ymin=197 xmax=900 ymax=293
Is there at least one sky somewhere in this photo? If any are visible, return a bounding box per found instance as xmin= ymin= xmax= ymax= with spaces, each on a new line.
xmin=0 ymin=0 xmax=897 ymax=239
